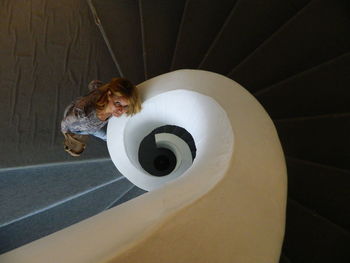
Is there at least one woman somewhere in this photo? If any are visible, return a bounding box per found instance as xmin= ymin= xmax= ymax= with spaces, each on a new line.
xmin=61 ymin=78 xmax=141 ymax=156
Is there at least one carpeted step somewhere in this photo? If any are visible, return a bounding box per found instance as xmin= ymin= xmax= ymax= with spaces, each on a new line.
xmin=0 ymin=177 xmax=132 ymax=254
xmin=88 ymin=0 xmax=145 ymax=84
xmin=229 ymin=0 xmax=350 ymax=93
xmin=274 ymin=113 xmax=350 ymax=170
xmin=0 ymin=158 xmax=133 ymax=254
xmin=286 ymin=157 xmax=350 ymax=231
xmin=140 ymin=0 xmax=186 ymax=79
xmin=255 ymin=53 xmax=350 ymax=118
xmin=171 ymin=0 xmax=238 ymax=70
xmin=199 ymin=0 xmax=311 ymax=74
xmin=0 ymin=158 xmax=121 ymax=226
xmin=279 ymin=253 xmax=292 ymax=263
xmin=0 ymin=135 xmax=110 ymax=169
xmin=282 ymin=198 xmax=350 ymax=263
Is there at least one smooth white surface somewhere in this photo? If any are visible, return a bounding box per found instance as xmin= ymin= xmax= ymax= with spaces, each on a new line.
xmin=0 ymin=70 xmax=286 ymax=263
xmin=107 ymin=90 xmax=234 ymax=191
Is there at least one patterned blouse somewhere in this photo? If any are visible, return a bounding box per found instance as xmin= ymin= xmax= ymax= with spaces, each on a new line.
xmin=61 ymin=80 xmax=108 ymax=134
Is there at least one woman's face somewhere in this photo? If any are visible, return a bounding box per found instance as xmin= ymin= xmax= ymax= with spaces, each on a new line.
xmin=106 ymin=95 xmax=129 ymax=117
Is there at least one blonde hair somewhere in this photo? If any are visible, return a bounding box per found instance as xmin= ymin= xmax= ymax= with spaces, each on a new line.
xmin=95 ymin=78 xmax=141 ymax=116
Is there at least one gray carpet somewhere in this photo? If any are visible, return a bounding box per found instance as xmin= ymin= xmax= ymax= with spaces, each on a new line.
xmin=0 ymin=176 xmax=133 ymax=254
xmin=0 ymin=0 xmax=118 ymax=168
xmin=0 ymin=158 xmax=122 ymax=226
xmin=0 ymin=0 xmax=145 ymax=254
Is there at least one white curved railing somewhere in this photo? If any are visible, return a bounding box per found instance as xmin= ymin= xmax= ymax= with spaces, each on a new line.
xmin=0 ymin=70 xmax=287 ymax=263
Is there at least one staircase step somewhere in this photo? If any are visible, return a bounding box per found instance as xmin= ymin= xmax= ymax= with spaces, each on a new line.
xmin=0 ymin=159 xmax=135 ymax=253
xmin=279 ymin=253 xmax=292 ymax=263
xmin=89 ymin=0 xmax=145 ymax=84
xmin=108 ymin=185 xmax=147 ymax=209
xmin=171 ymin=0 xmax=238 ymax=70
xmin=286 ymin=157 xmax=350 ymax=231
xmin=0 ymin=177 xmax=133 ymax=254
xmin=0 ymin=158 xmax=123 ymax=226
xmin=274 ymin=113 xmax=350 ymax=170
xmin=140 ymin=0 xmax=186 ymax=79
xmin=0 ymin=135 xmax=110 ymax=169
xmin=282 ymin=199 xmax=350 ymax=263
xmin=199 ymin=0 xmax=310 ymax=74
xmin=229 ymin=0 xmax=350 ymax=93
xmin=255 ymin=53 xmax=350 ymax=118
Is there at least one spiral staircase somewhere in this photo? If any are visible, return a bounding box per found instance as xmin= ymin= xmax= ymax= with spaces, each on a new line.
xmin=88 ymin=1 xmax=350 ymax=260
xmin=0 ymin=0 xmax=349 ymax=262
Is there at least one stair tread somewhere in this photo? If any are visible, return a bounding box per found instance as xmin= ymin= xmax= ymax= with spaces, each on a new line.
xmin=286 ymin=157 xmax=350 ymax=231
xmin=274 ymin=112 xmax=350 ymax=122
xmin=0 ymin=178 xmax=133 ymax=254
xmin=289 ymin=0 xmax=311 ymax=9
xmin=0 ymin=159 xmax=122 ymax=226
xmin=282 ymin=198 xmax=350 ymax=263
xmin=279 ymin=253 xmax=292 ymax=263
xmin=286 ymin=156 xmax=350 ymax=173
xmin=90 ymin=0 xmax=145 ymax=84
xmin=199 ymin=0 xmax=310 ymax=74
xmin=274 ymin=114 xmax=350 ymax=170
xmin=229 ymin=0 xmax=350 ymax=93
xmin=140 ymin=0 xmax=186 ymax=79
xmin=256 ymin=52 xmax=350 ymax=119
xmin=171 ymin=0 xmax=238 ymax=70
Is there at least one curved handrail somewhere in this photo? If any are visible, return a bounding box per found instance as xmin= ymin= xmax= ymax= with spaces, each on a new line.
xmin=0 ymin=70 xmax=287 ymax=263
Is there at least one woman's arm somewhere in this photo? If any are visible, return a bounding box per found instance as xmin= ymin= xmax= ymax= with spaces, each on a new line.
xmin=61 ymin=106 xmax=85 ymax=134
xmin=61 ymin=112 xmax=79 ymax=134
